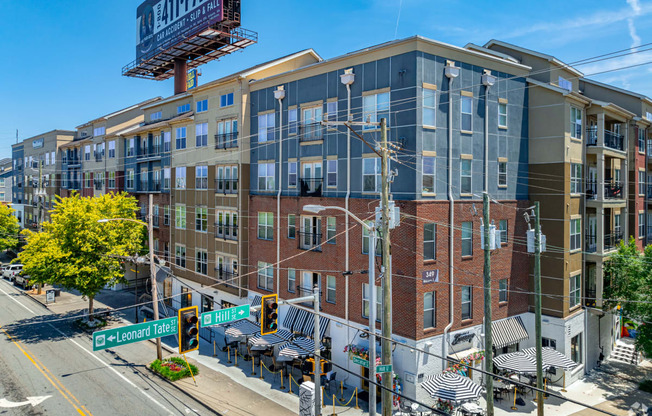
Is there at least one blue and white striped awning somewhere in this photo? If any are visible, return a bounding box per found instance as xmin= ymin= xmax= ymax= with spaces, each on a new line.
xmin=248 ymin=329 xmax=293 ymax=350
xmin=224 ymin=319 xmax=260 ymax=338
xmin=301 ymin=313 xmax=330 ymax=340
xmin=251 ymin=295 xmax=262 ymax=320
xmin=278 ymin=336 xmax=324 ymax=360
xmin=493 ymin=351 xmax=550 ymax=374
xmin=421 ymin=373 xmax=483 ymax=402
xmin=283 ymin=306 xmax=301 ymax=331
xmin=492 ymin=316 xmax=529 ymax=349
xmin=521 ymin=347 xmax=578 ymax=370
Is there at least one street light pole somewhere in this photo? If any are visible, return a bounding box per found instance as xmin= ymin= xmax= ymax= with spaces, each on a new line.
xmin=148 ymin=194 xmax=162 ymax=361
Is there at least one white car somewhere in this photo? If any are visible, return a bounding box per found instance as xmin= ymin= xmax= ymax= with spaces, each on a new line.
xmin=3 ymin=264 xmax=23 ymax=282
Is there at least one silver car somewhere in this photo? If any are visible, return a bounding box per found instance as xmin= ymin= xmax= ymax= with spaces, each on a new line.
xmin=3 ymin=264 xmax=23 ymax=282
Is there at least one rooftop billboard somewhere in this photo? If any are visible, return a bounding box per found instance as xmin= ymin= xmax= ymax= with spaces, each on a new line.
xmin=136 ymin=0 xmax=224 ymax=63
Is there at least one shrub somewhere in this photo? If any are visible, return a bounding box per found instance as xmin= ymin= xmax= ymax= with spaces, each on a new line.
xmin=150 ymin=357 xmax=199 ymax=381
xmin=640 ymin=379 xmax=652 ymax=394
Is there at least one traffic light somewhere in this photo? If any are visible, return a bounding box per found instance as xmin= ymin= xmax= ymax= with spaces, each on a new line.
xmin=260 ymin=294 xmax=278 ymax=335
xmin=178 ymin=306 xmax=199 ymax=354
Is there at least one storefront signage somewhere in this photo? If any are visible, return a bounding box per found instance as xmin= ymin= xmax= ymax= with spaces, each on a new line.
xmin=452 ymin=331 xmax=474 ymax=345
xmin=32 ymin=139 xmax=44 ymax=149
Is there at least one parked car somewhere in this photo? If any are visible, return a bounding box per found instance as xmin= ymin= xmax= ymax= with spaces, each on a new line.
xmin=3 ymin=264 xmax=23 ymax=282
xmin=14 ymin=273 xmax=31 ymax=290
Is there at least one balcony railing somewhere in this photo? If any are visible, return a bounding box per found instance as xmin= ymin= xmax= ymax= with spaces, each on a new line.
xmin=216 ymin=269 xmax=238 ymax=281
xmin=298 ymin=231 xmax=322 ymax=251
xmin=136 ymin=146 xmax=163 ymax=159
xmin=299 ymin=123 xmax=323 ymax=142
xmin=604 ymin=232 xmax=624 ymax=251
xmin=587 ymin=127 xmax=598 ymax=146
xmin=215 ymin=132 xmax=238 ymax=149
xmin=586 ymin=127 xmax=625 ymax=151
xmin=584 ymin=288 xmax=597 ymax=307
xmin=214 ymin=224 xmax=238 ymax=240
xmin=586 ymin=234 xmax=597 ymax=253
xmin=648 ymin=184 xmax=652 ymax=199
xmin=300 ymin=178 xmax=323 ymax=197
xmin=585 ymin=180 xmax=624 ymax=200
xmin=215 ymin=179 xmax=238 ymax=194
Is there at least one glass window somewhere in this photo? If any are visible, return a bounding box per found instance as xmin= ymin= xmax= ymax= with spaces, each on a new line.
xmin=258 ymin=163 xmax=275 ymax=191
xmin=461 ymin=286 xmax=472 ymax=320
xmin=301 ymin=106 xmax=323 ymax=140
xmin=570 ymin=334 xmax=582 ymax=364
xmin=94 ymin=126 xmax=105 ymax=136
xmin=258 ymin=113 xmax=275 ymax=142
xmin=423 ymin=88 xmax=437 ymax=127
xmin=195 ymin=165 xmax=208 ymax=189
xmin=258 ymin=212 xmax=274 ymax=240
xmin=326 ymin=101 xmax=338 ymax=122
xmin=570 ymin=107 xmax=582 ymax=139
xmin=424 ymin=291 xmax=436 ymax=329
xmin=163 ymin=131 xmax=171 ymax=153
xmin=84 ymin=145 xmax=91 ymax=161
xmin=163 ymin=205 xmax=170 ymax=225
xmin=362 ymin=222 xmax=381 ymax=255
xmin=175 ymin=167 xmax=186 ymax=189
xmin=570 ymin=274 xmax=581 ymax=308
xmin=108 ymin=171 xmax=116 ymax=188
xmin=424 ymin=223 xmax=436 ymax=261
xmin=499 ymin=279 xmax=508 ymax=302
xmin=288 ymin=108 xmax=298 ymax=135
xmin=196 ymin=99 xmax=208 ymax=113
xmin=461 ymin=96 xmax=472 ymax=132
xmin=570 ymin=218 xmax=581 ymax=251
xmin=220 ymin=93 xmax=234 ymax=107
xmin=195 ymin=207 xmax=207 ymax=232
xmin=150 ymin=111 xmax=162 ymax=121
xmin=128 ymin=138 xmax=135 ymax=156
xmin=571 ymin=163 xmax=582 ymax=194
xmin=461 ymin=221 xmax=473 ymax=256
xmin=423 ymin=156 xmax=435 ymax=193
xmin=288 ymin=162 xmax=297 ymax=187
xmin=639 ymin=128 xmax=646 ymax=152
xmin=257 ymin=261 xmax=274 ymax=291
xmin=175 ymin=245 xmax=186 ymax=269
xmin=326 ymin=275 xmax=336 ymax=303
xmin=201 ymin=294 xmax=213 ymax=313
xmin=639 ymin=171 xmax=645 ymax=195
xmin=163 ymin=168 xmax=170 ymax=189
xmin=461 ymin=159 xmax=472 ymax=193
xmin=108 ymin=141 xmax=115 ymax=158
xmin=499 ymin=219 xmax=508 ymax=245
xmin=542 ymin=337 xmax=557 ymax=349
xmin=126 ymin=170 xmax=135 ymax=189
xmin=362 ymin=283 xmax=382 ymax=320
xmin=288 ymin=214 xmax=296 ymax=239
xmin=498 ymin=161 xmax=507 ymax=187
xmin=288 ymin=268 xmax=296 ymax=293
xmin=363 ymin=92 xmax=390 ymax=130
xmin=327 ymin=160 xmax=337 ymax=187
xmin=177 ymin=103 xmax=190 ymax=114
xmin=175 ymin=204 xmax=186 ymax=229
xmin=196 ymin=250 xmax=207 ymax=275
xmin=363 ymin=158 xmax=381 ymax=193
xmin=326 ymin=217 xmax=336 ymax=244
xmin=498 ymin=103 xmax=507 ymax=128
xmin=195 ymin=123 xmax=208 ymax=147
xmin=176 ymin=127 xmax=187 ymax=149
xmin=639 ymin=213 xmax=645 ymax=238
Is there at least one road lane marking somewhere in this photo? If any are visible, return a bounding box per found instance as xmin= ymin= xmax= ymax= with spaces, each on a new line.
xmin=0 ymin=395 xmax=51 ymax=408
xmin=0 ymin=285 xmax=35 ymax=314
xmin=0 ymin=327 xmax=87 ymax=415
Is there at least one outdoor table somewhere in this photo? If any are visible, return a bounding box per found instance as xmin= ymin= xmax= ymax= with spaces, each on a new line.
xmin=460 ymin=402 xmax=484 ymax=415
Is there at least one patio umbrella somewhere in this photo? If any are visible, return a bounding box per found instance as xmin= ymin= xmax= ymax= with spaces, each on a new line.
xmin=248 ymin=329 xmax=293 ymax=351
xmin=224 ymin=319 xmax=260 ymax=339
xmin=493 ymin=351 xmax=550 ymax=374
xmin=277 ymin=336 xmax=324 ymax=360
xmin=421 ymin=373 xmax=483 ymax=402
xmin=521 ymin=347 xmax=579 ymax=370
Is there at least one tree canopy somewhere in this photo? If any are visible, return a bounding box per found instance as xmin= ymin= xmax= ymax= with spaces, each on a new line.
xmin=0 ymin=204 xmax=20 ymax=251
xmin=603 ymin=238 xmax=652 ymax=356
xmin=18 ymin=193 xmax=144 ymax=319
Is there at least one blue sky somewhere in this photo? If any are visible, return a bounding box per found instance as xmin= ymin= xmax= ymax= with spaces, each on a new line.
xmin=1 ymin=0 xmax=650 ymax=160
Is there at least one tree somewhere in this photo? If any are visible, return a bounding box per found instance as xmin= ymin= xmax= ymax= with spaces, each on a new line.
xmin=0 ymin=204 xmax=20 ymax=251
xmin=603 ymin=238 xmax=652 ymax=356
xmin=18 ymin=193 xmax=144 ymax=320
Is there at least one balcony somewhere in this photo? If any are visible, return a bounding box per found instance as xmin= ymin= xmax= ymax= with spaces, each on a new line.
xmin=585 ymin=181 xmax=624 ymax=200
xmin=604 ymin=232 xmax=624 ymax=251
xmin=586 ymin=234 xmax=597 ymax=253
xmin=298 ymin=231 xmax=322 ymax=252
xmin=136 ymin=147 xmax=163 ymax=160
xmin=586 ymin=127 xmax=624 ymax=151
xmin=299 ymin=123 xmax=323 ymax=142
xmin=94 ymin=151 xmax=104 ymax=162
xmin=215 ymin=132 xmax=238 ymax=149
xmin=215 ymin=179 xmax=238 ymax=194
xmin=648 ymin=185 xmax=652 ymax=199
xmin=584 ymin=288 xmax=597 ymax=307
xmin=216 ymin=268 xmax=238 ymax=282
xmin=67 ymin=157 xmax=81 ymax=167
xmin=300 ymin=178 xmax=323 ymax=197
xmin=214 ymin=224 xmax=238 ymax=240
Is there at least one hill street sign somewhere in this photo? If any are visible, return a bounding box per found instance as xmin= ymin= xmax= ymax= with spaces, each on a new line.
xmin=200 ymin=304 xmax=250 ymax=327
xmin=350 ymin=356 xmax=392 ymax=373
xmin=92 ymin=317 xmax=178 ymax=351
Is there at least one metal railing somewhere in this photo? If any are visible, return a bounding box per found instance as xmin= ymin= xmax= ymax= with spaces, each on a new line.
xmin=586 ymin=127 xmax=625 ymax=151
xmin=216 ymin=269 xmax=238 ymax=281
xmin=586 ymin=234 xmax=597 ymax=253
xmin=214 ymin=224 xmax=238 ymax=240
xmin=604 ymin=232 xmax=624 ymax=251
xmin=587 ymin=127 xmax=598 ymax=146
xmin=215 ymin=179 xmax=238 ymax=194
xmin=585 ymin=180 xmax=624 ymax=200
xmin=300 ymin=178 xmax=323 ymax=197
xmin=136 ymin=147 xmax=163 ymax=159
xmin=215 ymin=132 xmax=238 ymax=149
xmin=298 ymin=231 xmax=322 ymax=251
xmin=299 ymin=123 xmax=323 ymax=142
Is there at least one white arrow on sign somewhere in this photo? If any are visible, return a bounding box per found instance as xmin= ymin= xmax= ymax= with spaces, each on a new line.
xmin=238 ymin=310 xmax=244 ymax=315
xmin=108 ymin=335 xmax=116 ymax=342
xmin=0 ymin=395 xmax=51 ymax=408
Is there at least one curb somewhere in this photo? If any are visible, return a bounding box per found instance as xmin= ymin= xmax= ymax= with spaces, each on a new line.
xmin=21 ymin=290 xmax=49 ymax=309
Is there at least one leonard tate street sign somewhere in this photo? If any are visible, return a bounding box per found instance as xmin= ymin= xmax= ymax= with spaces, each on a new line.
xmin=200 ymin=304 xmax=250 ymax=327
xmin=93 ymin=317 xmax=178 ymax=351
xmin=350 ymin=356 xmax=392 ymax=373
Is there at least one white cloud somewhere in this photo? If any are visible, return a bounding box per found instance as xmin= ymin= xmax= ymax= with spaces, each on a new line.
xmin=627 ymin=19 xmax=641 ymax=50
xmin=627 ymin=0 xmax=642 ymax=14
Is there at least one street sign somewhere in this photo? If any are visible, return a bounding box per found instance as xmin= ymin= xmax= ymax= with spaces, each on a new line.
xmin=376 ymin=364 xmax=393 ymax=373
xmin=92 ymin=317 xmax=178 ymax=351
xmin=351 ymin=355 xmax=369 ymax=368
xmin=200 ymin=304 xmax=250 ymax=327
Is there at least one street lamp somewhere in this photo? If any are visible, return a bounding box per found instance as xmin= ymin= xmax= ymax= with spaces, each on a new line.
xmin=98 ymin=194 xmax=162 ymax=361
xmin=303 ymin=204 xmax=379 ymax=416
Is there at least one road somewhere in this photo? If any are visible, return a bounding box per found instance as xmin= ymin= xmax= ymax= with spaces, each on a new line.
xmin=0 ymin=278 xmax=219 ymax=416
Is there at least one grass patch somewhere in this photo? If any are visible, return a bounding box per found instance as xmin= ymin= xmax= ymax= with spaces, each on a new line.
xmin=640 ymin=379 xmax=652 ymax=393
xmin=150 ymin=357 xmax=199 ymax=381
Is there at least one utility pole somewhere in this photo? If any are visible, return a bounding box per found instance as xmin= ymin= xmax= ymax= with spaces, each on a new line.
xmin=483 ymin=192 xmax=494 ymax=416
xmin=380 ymin=118 xmax=393 ymax=416
xmin=534 ymin=201 xmax=543 ymax=415
xmin=36 ymin=160 xmax=44 ymax=295
xmin=149 ymin=193 xmax=162 ymax=361
xmin=368 ymin=226 xmax=377 ymax=416
xmin=313 ymin=283 xmax=322 ymax=416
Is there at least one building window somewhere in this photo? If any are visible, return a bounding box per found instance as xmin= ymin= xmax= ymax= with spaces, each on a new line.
xmin=216 ymin=119 xmax=238 ymax=148
xmin=127 ymin=138 xmax=135 ymax=157
xmin=175 ymin=167 xmax=186 ymax=189
xmin=126 ymin=170 xmax=135 ymax=189
xmin=258 ymin=113 xmax=275 ymax=142
xmin=108 ymin=171 xmax=116 ymax=188
xmin=638 ymin=128 xmax=645 ymax=152
xmin=108 ymin=141 xmax=115 ymax=158
xmin=164 ymin=205 xmax=170 ymax=225
xmin=179 ymin=286 xmax=191 ymax=308
xmin=570 ymin=274 xmax=581 ymax=308
xmin=84 ymin=145 xmax=91 ymax=161
xmin=195 ymin=250 xmax=207 ymax=275
xmin=461 ymin=96 xmax=473 ymax=132
xmin=423 ymin=88 xmax=437 ymax=127
xmin=195 ymin=165 xmax=208 ymax=189
xmin=499 ymin=219 xmax=508 ymax=245
xmin=570 ymin=218 xmax=581 ymax=251
xmin=195 ymin=207 xmax=207 ymax=232
xmin=363 ymin=157 xmax=381 ymax=193
xmin=325 ymin=101 xmax=337 ymax=122
xmin=570 ymin=334 xmax=582 ymax=364
xmin=362 ymin=283 xmax=382 ymax=320
xmin=498 ymin=102 xmax=508 ymax=128
xmin=499 ymin=279 xmax=508 ymax=302
xmin=422 ymin=156 xmax=435 ymax=193
xmin=570 ymin=107 xmax=582 ymax=139
xmin=163 ymin=168 xmax=170 ymax=189
xmin=152 ymin=205 xmax=159 ymax=227
xmin=542 ymin=337 xmax=557 ymax=349
xmin=258 ymin=163 xmax=275 ymax=191
xmin=326 ymin=217 xmax=336 ymax=244
xmin=363 ymin=92 xmax=390 ymax=130
xmin=640 ymin=213 xmax=645 ymax=238
xmin=461 ymin=159 xmax=472 ymax=193
xmin=175 ymin=204 xmax=186 ymax=229
xmin=301 ymin=106 xmax=323 ymax=140
xmin=94 ymin=126 xmax=105 ymax=136
xmin=287 ymin=214 xmax=296 ymax=239
xmin=362 ymin=223 xmax=381 ymax=255
xmin=220 ymin=93 xmax=234 ymax=107
xmin=571 ymin=163 xmax=582 ymax=194
xmin=258 ymin=212 xmax=274 ymax=240
xmin=424 ymin=223 xmax=436 ymax=261
xmin=288 ymin=108 xmax=298 ymax=135
xmin=163 ymin=131 xmax=171 ymax=152
xmin=201 ymin=295 xmax=213 ymax=313
xmin=498 ymin=161 xmax=507 ymax=187
xmin=424 ymin=291 xmax=436 ymax=329
xmin=327 ymin=160 xmax=337 ymax=187
xmin=461 ymin=221 xmax=473 ymax=256
xmin=196 ymin=99 xmax=208 ymax=113
xmin=163 ymin=279 xmax=172 ymax=307
xmin=288 ymin=162 xmax=297 ymax=187
xmin=326 ymin=275 xmax=336 ymax=303
xmin=639 ymin=171 xmax=645 ymax=195
xmin=461 ymin=286 xmax=472 ymax=320
xmin=288 ymin=268 xmax=296 ymax=293
xmin=177 ymin=103 xmax=190 ymax=114
xmin=195 ymin=123 xmax=208 ymax=147
xmin=176 ymin=127 xmax=187 ymax=149
xmin=257 ymin=261 xmax=274 ymax=291
xmin=175 ymin=245 xmax=186 ymax=269
xmin=151 ymin=111 xmax=162 ymax=121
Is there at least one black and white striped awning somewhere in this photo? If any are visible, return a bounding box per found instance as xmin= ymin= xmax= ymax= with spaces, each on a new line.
xmin=278 ymin=336 xmax=324 ymax=360
xmin=251 ymin=295 xmax=262 ymax=320
xmin=302 ymin=314 xmax=330 ymax=340
xmin=224 ymin=319 xmax=260 ymax=338
xmin=292 ymin=309 xmax=310 ymax=333
xmin=491 ymin=316 xmax=529 ymax=349
xmin=421 ymin=373 xmax=483 ymax=402
xmin=522 ymin=347 xmax=579 ymax=370
xmin=283 ymin=306 xmax=302 ymax=332
xmin=248 ymin=329 xmax=293 ymax=350
xmin=493 ymin=351 xmax=550 ymax=374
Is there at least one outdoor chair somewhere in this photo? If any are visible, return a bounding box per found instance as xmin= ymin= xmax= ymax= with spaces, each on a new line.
xmin=222 ymin=336 xmax=238 ymax=352
xmin=322 ymin=371 xmax=337 ymax=393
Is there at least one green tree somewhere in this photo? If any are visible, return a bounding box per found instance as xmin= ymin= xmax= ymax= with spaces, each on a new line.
xmin=18 ymin=193 xmax=144 ymax=320
xmin=0 ymin=204 xmax=20 ymax=251
xmin=603 ymin=238 xmax=652 ymax=356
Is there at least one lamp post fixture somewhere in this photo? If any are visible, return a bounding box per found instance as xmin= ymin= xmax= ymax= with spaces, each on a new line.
xmin=99 ymin=194 xmax=162 ymax=360
xmin=304 ymin=204 xmax=378 ymax=416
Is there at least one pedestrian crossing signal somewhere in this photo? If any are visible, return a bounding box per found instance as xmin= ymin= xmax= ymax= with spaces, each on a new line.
xmin=261 ymin=294 xmax=278 ymax=335
xmin=178 ymin=306 xmax=199 ymax=354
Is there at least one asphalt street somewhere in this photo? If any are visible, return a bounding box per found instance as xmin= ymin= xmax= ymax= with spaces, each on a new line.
xmin=0 ymin=278 xmax=219 ymax=416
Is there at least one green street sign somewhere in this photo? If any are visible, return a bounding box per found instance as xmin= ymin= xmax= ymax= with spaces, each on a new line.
xmin=376 ymin=364 xmax=393 ymax=373
xmin=92 ymin=317 xmax=178 ymax=351
xmin=352 ymin=355 xmax=369 ymax=368
xmin=200 ymin=304 xmax=250 ymax=327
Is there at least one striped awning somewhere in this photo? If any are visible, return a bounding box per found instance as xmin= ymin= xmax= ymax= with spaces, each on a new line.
xmin=521 ymin=347 xmax=579 ymax=370
xmin=302 ymin=313 xmax=330 ymax=340
xmin=292 ymin=309 xmax=310 ymax=334
xmin=251 ymin=295 xmax=262 ymax=320
xmin=421 ymin=373 xmax=483 ymax=402
xmin=493 ymin=351 xmax=550 ymax=374
xmin=491 ymin=316 xmax=529 ymax=349
xmin=248 ymin=329 xmax=293 ymax=350
xmin=283 ymin=306 xmax=301 ymax=331
xmin=224 ymin=319 xmax=260 ymax=338
xmin=278 ymin=336 xmax=324 ymax=360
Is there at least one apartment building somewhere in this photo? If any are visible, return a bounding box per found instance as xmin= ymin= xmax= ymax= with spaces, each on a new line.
xmin=0 ymin=158 xmax=13 ymax=205
xmin=247 ymin=36 xmax=532 ymax=400
xmin=11 ymin=143 xmax=24 ymax=226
